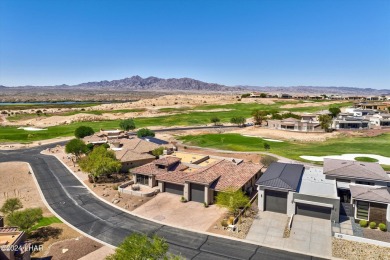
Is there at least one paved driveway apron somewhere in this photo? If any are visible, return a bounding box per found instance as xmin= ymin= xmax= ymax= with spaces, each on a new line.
xmin=0 ymin=146 xmax=326 ymax=260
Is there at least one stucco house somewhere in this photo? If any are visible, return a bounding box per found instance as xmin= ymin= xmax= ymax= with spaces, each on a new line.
xmin=256 ymin=163 xmax=340 ymax=222
xmin=0 ymin=227 xmax=31 ymax=260
xmin=323 ymin=159 xmax=390 ymax=228
xmin=131 ymin=153 xmax=263 ymax=204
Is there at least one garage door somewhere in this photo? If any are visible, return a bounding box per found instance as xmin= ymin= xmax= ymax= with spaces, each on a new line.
xmin=164 ymin=183 xmax=183 ymax=195
xmin=296 ymin=203 xmax=331 ymax=220
xmin=190 ymin=183 xmax=205 ymax=203
xmin=264 ymin=190 xmax=287 ymax=214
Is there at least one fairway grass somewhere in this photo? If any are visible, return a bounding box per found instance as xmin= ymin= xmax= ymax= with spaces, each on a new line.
xmin=179 ymin=133 xmax=390 ymax=165
xmin=354 ymin=157 xmax=379 ymax=163
xmin=0 ymin=101 xmax=349 ymax=143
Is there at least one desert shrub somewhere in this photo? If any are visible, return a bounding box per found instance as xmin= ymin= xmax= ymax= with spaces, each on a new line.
xmin=102 ymin=143 xmax=110 ymax=149
xmin=369 ymin=221 xmax=377 ymax=229
xmin=113 ymin=185 xmax=119 ymax=191
xmin=137 ymin=128 xmax=155 ymax=138
xmin=220 ymin=219 xmax=228 ymax=227
xmin=260 ymin=155 xmax=278 ymax=167
xmin=180 ymin=196 xmax=187 ymax=203
xmin=379 ymin=223 xmax=387 ymax=232
xmin=74 ymin=126 xmax=95 ymax=138
xmin=119 ymin=119 xmax=136 ymax=131
xmin=86 ymin=143 xmax=94 ymax=152
xmin=359 ymin=220 xmax=368 ymax=227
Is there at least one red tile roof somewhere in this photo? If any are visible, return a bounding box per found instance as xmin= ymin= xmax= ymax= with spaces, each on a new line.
xmin=154 ymin=157 xmax=181 ymax=166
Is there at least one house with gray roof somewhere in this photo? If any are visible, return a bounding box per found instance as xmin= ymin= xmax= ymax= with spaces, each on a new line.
xmin=256 ymin=162 xmax=340 ymax=222
xmin=323 ymin=159 xmax=390 ymax=228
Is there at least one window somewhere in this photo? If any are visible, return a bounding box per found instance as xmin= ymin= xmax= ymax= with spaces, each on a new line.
xmin=136 ymin=175 xmax=149 ymax=185
xmin=356 ymin=180 xmax=375 ymax=186
xmin=356 ymin=201 xmax=369 ymax=220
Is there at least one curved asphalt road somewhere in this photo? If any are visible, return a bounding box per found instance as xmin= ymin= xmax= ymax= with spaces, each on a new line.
xmin=0 ymin=144 xmax=325 ymax=260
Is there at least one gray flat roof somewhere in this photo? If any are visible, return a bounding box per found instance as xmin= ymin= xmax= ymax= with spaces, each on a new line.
xmin=256 ymin=162 xmax=304 ymax=191
xmin=298 ymin=167 xmax=338 ymax=198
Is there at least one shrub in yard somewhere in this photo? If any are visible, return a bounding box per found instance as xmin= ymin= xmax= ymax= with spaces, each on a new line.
xmin=359 ymin=220 xmax=368 ymax=227
xmin=203 ymin=202 xmax=209 ymax=208
xmin=369 ymin=221 xmax=377 ymax=229
xmin=379 ymin=223 xmax=387 ymax=232
xmin=180 ymin=196 xmax=187 ymax=203
xmin=113 ymin=185 xmax=119 ymax=191
xmin=220 ymin=219 xmax=228 ymax=227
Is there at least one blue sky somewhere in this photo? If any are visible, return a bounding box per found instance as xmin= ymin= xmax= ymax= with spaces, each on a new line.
xmin=1 ymin=0 xmax=389 ymax=88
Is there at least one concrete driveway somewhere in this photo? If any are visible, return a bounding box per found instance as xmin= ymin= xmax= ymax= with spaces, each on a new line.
xmin=246 ymin=212 xmax=332 ymax=258
xmin=133 ymin=193 xmax=227 ymax=231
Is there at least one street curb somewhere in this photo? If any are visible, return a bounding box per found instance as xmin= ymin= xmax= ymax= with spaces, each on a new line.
xmin=41 ymin=151 xmax=330 ymax=259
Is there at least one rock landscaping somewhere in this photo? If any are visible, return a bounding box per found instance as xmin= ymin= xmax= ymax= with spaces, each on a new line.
xmin=332 ymin=238 xmax=390 ymax=260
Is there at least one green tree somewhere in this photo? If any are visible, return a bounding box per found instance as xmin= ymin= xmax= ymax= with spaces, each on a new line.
xmin=319 ymin=114 xmax=333 ymax=132
xmin=329 ymin=107 xmax=341 ymax=118
xmin=152 ymin=147 xmax=165 ymax=157
xmin=137 ymin=128 xmax=155 ymax=138
xmin=119 ymin=119 xmax=136 ymax=131
xmin=79 ymin=146 xmax=122 ymax=182
xmin=7 ymin=208 xmax=43 ymax=232
xmin=215 ymin=188 xmax=250 ymax=216
xmin=230 ymin=116 xmax=246 ymax=126
xmin=106 ymin=233 xmax=182 ymax=260
xmin=210 ymin=116 xmax=221 ymax=126
xmin=241 ymin=93 xmax=250 ymax=98
xmin=65 ymin=139 xmax=88 ymax=159
xmin=260 ymin=155 xmax=278 ymax=167
xmin=263 ymin=143 xmax=270 ymax=150
xmin=260 ymin=93 xmax=267 ymax=98
xmin=252 ymin=110 xmax=268 ymax=126
xmin=0 ymin=198 xmax=23 ymax=215
xmin=74 ymin=126 xmax=95 ymax=138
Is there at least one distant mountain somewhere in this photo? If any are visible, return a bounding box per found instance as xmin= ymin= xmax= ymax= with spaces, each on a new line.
xmin=240 ymin=85 xmax=390 ymax=96
xmin=2 ymin=76 xmax=390 ymax=95
xmin=71 ymin=76 xmax=243 ymax=92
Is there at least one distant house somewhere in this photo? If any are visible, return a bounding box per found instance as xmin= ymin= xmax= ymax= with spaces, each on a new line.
xmin=268 ymin=114 xmax=323 ymax=132
xmin=369 ymin=114 xmax=390 ymax=128
xmin=0 ymin=227 xmax=31 ymax=260
xmin=332 ymin=113 xmax=370 ymax=130
xmin=354 ymin=102 xmax=390 ymax=111
xmin=130 ymin=152 xmax=263 ymax=204
xmin=278 ymin=93 xmax=293 ymax=99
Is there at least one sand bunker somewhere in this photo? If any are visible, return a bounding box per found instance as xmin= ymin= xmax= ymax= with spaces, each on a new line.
xmin=17 ymin=127 xmax=48 ymax=131
xmin=300 ymin=154 xmax=390 ymax=165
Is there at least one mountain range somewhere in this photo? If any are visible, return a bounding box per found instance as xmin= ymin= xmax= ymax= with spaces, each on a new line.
xmin=1 ymin=76 xmax=390 ymax=95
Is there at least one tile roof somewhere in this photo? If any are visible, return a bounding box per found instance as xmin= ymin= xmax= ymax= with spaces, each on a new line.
xmin=256 ymin=162 xmax=304 ymax=191
xmin=154 ymin=157 xmax=181 ymax=166
xmin=115 ymin=149 xmax=155 ymax=162
xmin=350 ymin=185 xmax=390 ymax=204
xmin=133 ymin=158 xmax=262 ymax=191
xmin=323 ymin=159 xmax=390 ymax=182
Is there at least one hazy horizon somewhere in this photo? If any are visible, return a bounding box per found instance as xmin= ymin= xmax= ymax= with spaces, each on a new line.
xmin=1 ymin=0 xmax=389 ymax=89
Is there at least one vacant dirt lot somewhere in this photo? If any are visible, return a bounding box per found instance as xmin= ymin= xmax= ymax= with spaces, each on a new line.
xmin=0 ymin=162 xmax=105 ymax=259
xmin=0 ymin=162 xmax=49 ymax=214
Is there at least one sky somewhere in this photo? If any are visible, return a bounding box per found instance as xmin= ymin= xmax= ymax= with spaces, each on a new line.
xmin=0 ymin=0 xmax=389 ymax=88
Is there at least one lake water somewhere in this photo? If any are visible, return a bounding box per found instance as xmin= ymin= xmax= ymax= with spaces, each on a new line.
xmin=0 ymin=101 xmax=109 ymax=106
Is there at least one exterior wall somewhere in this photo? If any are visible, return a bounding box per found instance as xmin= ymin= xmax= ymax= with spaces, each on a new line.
xmin=149 ymin=176 xmax=156 ymax=188
xmin=293 ymin=193 xmax=340 ymax=223
xmin=184 ymin=183 xmax=190 ymax=201
xmin=257 ymin=186 xmax=265 ymax=211
xmin=158 ymin=181 xmax=164 ymax=192
xmin=121 ymin=158 xmax=155 ymax=173
xmin=287 ymin=191 xmax=295 ymax=216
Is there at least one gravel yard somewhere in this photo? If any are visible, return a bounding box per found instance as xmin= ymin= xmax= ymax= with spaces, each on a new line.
xmin=332 ymin=238 xmax=390 ymax=260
